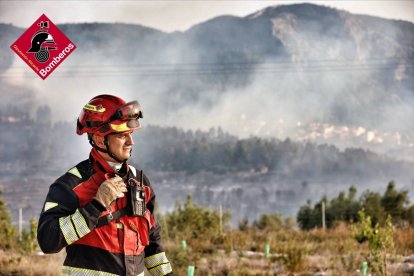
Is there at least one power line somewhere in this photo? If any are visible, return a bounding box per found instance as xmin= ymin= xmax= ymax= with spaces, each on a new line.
xmin=2 ymin=56 xmax=413 ymax=69
xmin=2 ymin=57 xmax=412 ymax=78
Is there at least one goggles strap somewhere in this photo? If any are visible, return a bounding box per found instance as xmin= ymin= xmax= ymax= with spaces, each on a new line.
xmin=89 ymin=137 xmax=109 ymax=154
xmin=104 ymin=135 xmax=128 ymax=163
xmin=88 ymin=136 xmax=126 ymax=163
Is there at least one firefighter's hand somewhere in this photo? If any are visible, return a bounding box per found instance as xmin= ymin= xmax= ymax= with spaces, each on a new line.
xmin=94 ymin=176 xmax=127 ymax=208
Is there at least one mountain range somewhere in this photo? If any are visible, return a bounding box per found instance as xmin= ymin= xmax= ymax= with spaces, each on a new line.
xmin=1 ymin=3 xmax=414 ymax=223
xmin=1 ymin=3 xmax=413 ymax=157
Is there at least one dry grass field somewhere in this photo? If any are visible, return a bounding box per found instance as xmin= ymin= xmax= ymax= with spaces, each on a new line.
xmin=1 ymin=225 xmax=413 ymax=275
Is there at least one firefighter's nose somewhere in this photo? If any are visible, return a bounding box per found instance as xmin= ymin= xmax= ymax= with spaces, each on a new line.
xmin=126 ymin=133 xmax=134 ymax=145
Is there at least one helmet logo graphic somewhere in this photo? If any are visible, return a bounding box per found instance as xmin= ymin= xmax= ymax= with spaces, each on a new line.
xmin=27 ymin=21 xmax=57 ymax=63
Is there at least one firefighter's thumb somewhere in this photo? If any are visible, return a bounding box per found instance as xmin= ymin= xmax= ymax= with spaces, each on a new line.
xmin=94 ymin=176 xmax=127 ymax=208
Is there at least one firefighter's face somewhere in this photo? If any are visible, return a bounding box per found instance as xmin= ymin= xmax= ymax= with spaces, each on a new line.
xmin=107 ymin=131 xmax=134 ymax=162
xmin=93 ymin=131 xmax=134 ymax=162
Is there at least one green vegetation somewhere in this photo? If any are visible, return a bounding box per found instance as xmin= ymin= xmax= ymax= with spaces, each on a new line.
xmin=0 ymin=188 xmax=41 ymax=274
xmin=18 ymin=218 xmax=39 ymax=254
xmin=1 ymin=183 xmax=414 ymax=274
xmin=0 ymin=188 xmax=15 ymax=250
xmin=135 ymin=127 xmax=412 ymax=179
xmin=163 ymin=195 xmax=231 ymax=240
xmin=0 ymin=189 xmax=38 ymax=254
xmin=297 ymin=181 xmax=414 ymax=229
xmin=353 ymin=210 xmax=395 ymax=275
xmin=1 ymin=111 xmax=412 ymax=180
xmin=158 ymin=183 xmax=413 ymax=275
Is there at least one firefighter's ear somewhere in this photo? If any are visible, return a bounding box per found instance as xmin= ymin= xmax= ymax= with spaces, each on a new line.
xmin=92 ymin=134 xmax=105 ymax=148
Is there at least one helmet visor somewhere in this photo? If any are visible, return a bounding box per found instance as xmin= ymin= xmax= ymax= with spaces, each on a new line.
xmin=110 ymin=101 xmax=143 ymax=121
xmin=104 ymin=119 xmax=141 ymax=133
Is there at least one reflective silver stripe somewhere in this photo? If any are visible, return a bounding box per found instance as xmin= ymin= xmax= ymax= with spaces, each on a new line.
xmin=59 ymin=215 xmax=78 ymax=245
xmin=72 ymin=209 xmax=90 ymax=238
xmin=68 ymin=167 xmax=82 ymax=179
xmin=62 ymin=266 xmax=118 ymax=275
xmin=144 ymin=252 xmax=169 ymax=268
xmin=44 ymin=201 xmax=58 ymax=211
xmin=59 ymin=209 xmax=90 ymax=244
xmin=147 ymin=263 xmax=172 ymax=276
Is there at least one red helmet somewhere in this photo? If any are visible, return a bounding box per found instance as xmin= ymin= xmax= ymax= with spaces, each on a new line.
xmin=76 ymin=94 xmax=143 ymax=137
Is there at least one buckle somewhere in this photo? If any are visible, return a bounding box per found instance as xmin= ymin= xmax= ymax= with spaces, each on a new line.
xmin=108 ymin=210 xmax=114 ymax=221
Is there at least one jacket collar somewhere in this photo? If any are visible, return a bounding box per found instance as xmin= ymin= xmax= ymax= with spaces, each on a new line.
xmin=90 ymin=148 xmax=129 ymax=175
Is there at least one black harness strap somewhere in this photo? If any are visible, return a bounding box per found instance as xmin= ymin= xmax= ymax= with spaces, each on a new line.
xmin=95 ymin=166 xmax=143 ymax=228
xmin=96 ymin=208 xmax=128 ymax=228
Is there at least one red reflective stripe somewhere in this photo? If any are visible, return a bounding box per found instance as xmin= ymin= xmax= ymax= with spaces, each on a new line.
xmin=144 ymin=186 xmax=151 ymax=204
xmin=145 ymin=209 xmax=155 ymax=229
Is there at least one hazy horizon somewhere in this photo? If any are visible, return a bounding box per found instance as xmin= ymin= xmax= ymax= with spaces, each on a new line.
xmin=1 ymin=1 xmax=413 ymax=32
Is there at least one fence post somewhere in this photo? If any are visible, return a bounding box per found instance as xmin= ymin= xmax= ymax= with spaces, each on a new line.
xmin=187 ymin=265 xmax=195 ymax=276
xmin=182 ymin=240 xmax=187 ymax=251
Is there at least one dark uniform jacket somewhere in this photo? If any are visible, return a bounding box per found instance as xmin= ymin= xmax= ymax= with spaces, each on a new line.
xmin=37 ymin=148 xmax=172 ymax=275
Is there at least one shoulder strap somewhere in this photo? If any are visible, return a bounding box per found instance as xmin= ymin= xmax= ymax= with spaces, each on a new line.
xmin=96 ymin=208 xmax=128 ymax=228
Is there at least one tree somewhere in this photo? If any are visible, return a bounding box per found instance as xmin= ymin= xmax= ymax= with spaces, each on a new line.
xmin=352 ymin=209 xmax=394 ymax=275
xmin=0 ymin=188 xmax=15 ymax=249
xmin=164 ymin=195 xmax=231 ymax=239
xmin=402 ymin=205 xmax=414 ymax=226
xmin=254 ymin=213 xmax=283 ymax=230
xmin=297 ymin=182 xmax=414 ymax=230
xmin=381 ymin=181 xmax=409 ymax=224
xmin=297 ymin=200 xmax=317 ymax=230
xmin=361 ymin=191 xmax=385 ymax=226
xmin=18 ymin=218 xmax=38 ymax=254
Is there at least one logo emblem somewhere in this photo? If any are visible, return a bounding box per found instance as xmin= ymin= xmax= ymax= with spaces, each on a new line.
xmin=10 ymin=14 xmax=76 ymax=80
xmin=27 ymin=20 xmax=57 ymax=63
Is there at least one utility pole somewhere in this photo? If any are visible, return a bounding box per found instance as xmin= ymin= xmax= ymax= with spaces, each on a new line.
xmin=19 ymin=208 xmax=22 ymax=240
xmin=219 ymin=205 xmax=223 ymax=235
xmin=322 ymin=201 xmax=326 ymax=230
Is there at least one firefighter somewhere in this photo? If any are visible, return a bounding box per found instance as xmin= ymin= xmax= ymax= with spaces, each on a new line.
xmin=37 ymin=94 xmax=172 ymax=275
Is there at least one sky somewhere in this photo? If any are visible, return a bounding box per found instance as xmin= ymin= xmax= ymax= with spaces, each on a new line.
xmin=0 ymin=0 xmax=413 ymax=32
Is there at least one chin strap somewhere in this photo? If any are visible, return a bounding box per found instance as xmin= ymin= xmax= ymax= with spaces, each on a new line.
xmin=89 ymin=134 xmax=127 ymax=163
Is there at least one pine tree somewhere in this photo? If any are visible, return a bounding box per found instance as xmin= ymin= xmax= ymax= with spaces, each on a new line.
xmin=381 ymin=181 xmax=409 ymax=224
xmin=18 ymin=218 xmax=38 ymax=254
xmin=0 ymin=188 xmax=15 ymax=249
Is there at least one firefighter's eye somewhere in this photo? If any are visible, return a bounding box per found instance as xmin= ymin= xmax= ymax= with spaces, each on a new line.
xmin=118 ymin=133 xmax=128 ymax=139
